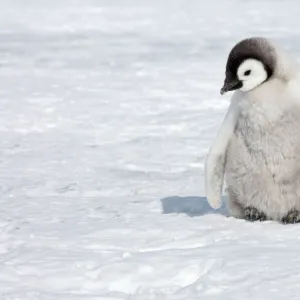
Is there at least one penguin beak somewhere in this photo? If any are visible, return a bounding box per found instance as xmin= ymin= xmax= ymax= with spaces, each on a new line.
xmin=220 ymin=75 xmax=242 ymax=95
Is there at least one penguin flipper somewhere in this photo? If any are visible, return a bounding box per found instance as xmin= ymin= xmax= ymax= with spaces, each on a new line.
xmin=205 ymin=94 xmax=240 ymax=209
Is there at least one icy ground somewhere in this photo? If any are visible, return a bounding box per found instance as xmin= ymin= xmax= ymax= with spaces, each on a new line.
xmin=2 ymin=0 xmax=300 ymax=299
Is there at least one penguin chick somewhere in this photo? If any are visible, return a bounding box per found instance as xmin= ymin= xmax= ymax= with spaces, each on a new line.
xmin=205 ymin=37 xmax=300 ymax=222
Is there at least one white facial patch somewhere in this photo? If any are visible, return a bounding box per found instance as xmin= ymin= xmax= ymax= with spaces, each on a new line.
xmin=237 ymin=59 xmax=268 ymax=92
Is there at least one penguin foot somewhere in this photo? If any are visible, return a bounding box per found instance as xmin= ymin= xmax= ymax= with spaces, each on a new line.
xmin=244 ymin=206 xmax=267 ymax=222
xmin=282 ymin=209 xmax=300 ymax=224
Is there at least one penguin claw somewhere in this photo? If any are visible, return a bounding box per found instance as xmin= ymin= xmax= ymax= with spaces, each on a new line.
xmin=244 ymin=206 xmax=267 ymax=222
xmin=282 ymin=209 xmax=300 ymax=224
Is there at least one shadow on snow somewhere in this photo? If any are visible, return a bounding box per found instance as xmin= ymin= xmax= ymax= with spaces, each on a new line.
xmin=160 ymin=195 xmax=228 ymax=217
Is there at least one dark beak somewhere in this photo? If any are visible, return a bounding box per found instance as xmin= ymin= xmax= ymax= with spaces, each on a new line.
xmin=220 ymin=76 xmax=242 ymax=95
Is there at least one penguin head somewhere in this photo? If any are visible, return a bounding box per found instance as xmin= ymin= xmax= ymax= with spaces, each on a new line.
xmin=220 ymin=37 xmax=276 ymax=95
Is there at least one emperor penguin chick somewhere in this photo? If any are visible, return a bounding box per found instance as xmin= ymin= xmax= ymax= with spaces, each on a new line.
xmin=205 ymin=37 xmax=300 ymax=223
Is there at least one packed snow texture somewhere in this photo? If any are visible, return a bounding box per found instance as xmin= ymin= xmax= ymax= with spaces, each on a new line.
xmin=1 ymin=0 xmax=300 ymax=299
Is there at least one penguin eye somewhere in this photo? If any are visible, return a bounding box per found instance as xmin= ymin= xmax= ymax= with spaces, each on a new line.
xmin=244 ymin=70 xmax=251 ymax=76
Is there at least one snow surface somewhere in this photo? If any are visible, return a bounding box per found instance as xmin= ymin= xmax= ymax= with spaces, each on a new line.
xmin=2 ymin=0 xmax=300 ymax=299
